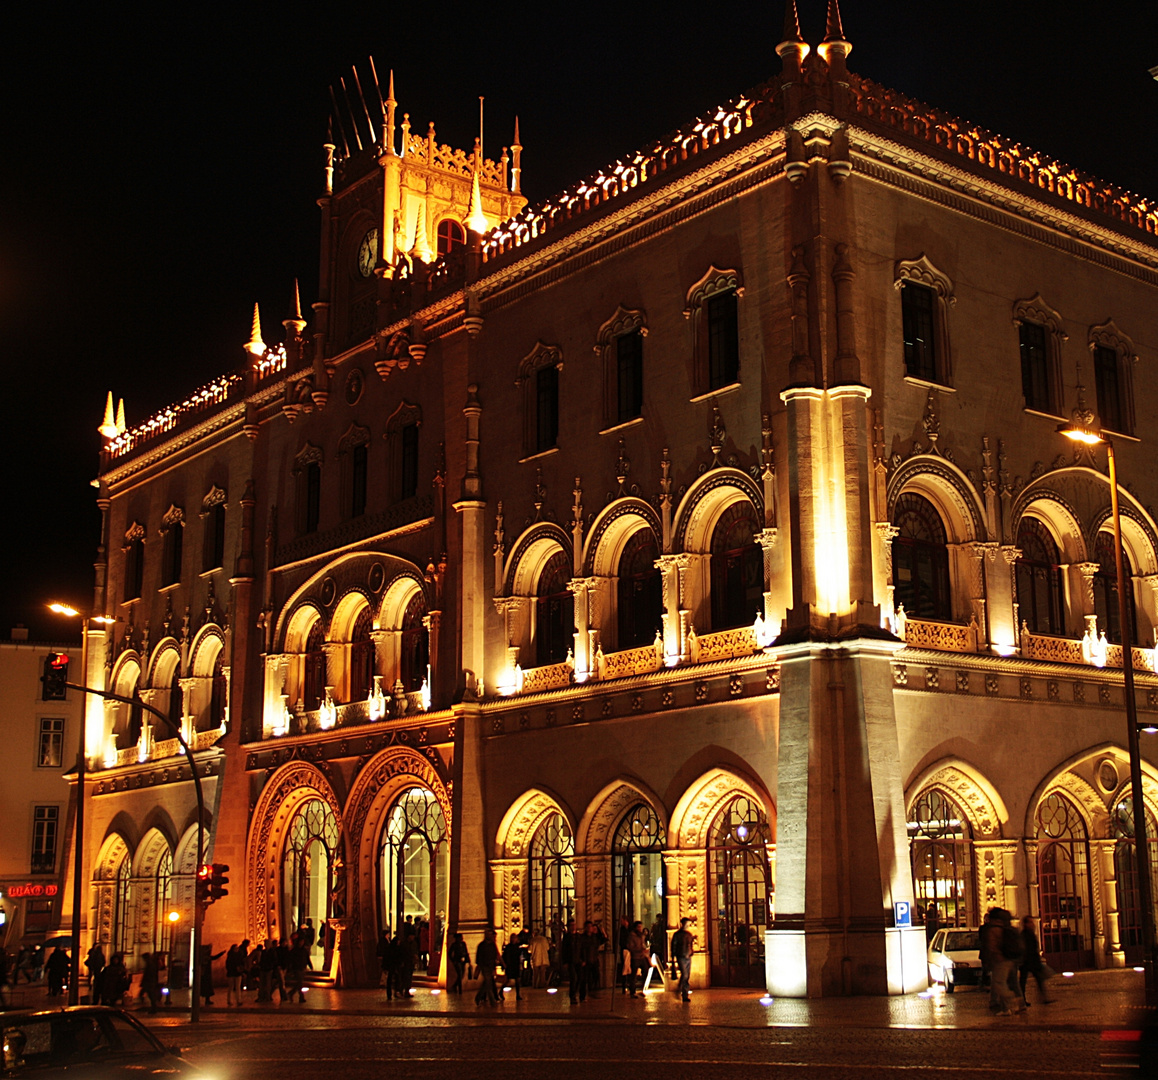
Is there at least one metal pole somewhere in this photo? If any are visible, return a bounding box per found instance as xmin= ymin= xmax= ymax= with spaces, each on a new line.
xmin=62 ymin=678 xmax=208 ymax=1020
xmin=1107 ymin=440 xmax=1157 ymax=1000
xmin=66 ymin=620 xmax=90 ymax=1006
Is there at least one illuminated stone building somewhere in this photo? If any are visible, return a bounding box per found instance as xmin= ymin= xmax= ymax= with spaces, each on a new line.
xmin=67 ymin=2 xmax=1158 ymax=996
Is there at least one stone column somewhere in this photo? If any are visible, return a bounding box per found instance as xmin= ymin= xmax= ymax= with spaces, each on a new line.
xmin=655 ymin=554 xmax=689 ymax=663
xmin=1093 ymin=838 xmax=1124 ymax=967
xmin=663 ymin=849 xmax=709 ymax=988
xmin=1077 ymin=562 xmax=1101 ymax=639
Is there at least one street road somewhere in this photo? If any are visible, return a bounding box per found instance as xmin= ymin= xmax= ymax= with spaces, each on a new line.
xmin=164 ymin=1016 xmax=1107 ymax=1079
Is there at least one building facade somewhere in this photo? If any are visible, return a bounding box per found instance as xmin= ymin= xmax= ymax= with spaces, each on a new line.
xmin=65 ymin=3 xmax=1158 ymax=996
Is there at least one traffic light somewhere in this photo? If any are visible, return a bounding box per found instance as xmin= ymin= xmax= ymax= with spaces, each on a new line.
xmin=41 ymin=652 xmax=69 ymax=699
xmin=196 ymin=864 xmax=211 ymax=905
xmin=209 ymin=863 xmax=230 ymax=902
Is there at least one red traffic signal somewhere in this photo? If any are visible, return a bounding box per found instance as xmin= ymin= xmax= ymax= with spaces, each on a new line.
xmin=196 ymin=864 xmax=212 ymax=905
xmin=209 ymin=863 xmax=230 ymax=902
xmin=41 ymin=653 xmax=70 ymax=698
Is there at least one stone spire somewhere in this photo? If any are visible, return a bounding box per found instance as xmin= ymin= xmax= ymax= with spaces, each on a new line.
xmin=384 ymin=69 xmax=397 ymax=156
xmin=283 ymin=279 xmax=307 ymax=339
xmin=510 ymin=116 xmax=523 ymax=195
xmin=819 ymin=0 xmax=852 ymax=74
xmin=466 ymin=168 xmax=489 ymax=234
xmin=245 ymin=303 xmax=265 ymax=357
xmin=776 ymin=0 xmax=809 ymax=81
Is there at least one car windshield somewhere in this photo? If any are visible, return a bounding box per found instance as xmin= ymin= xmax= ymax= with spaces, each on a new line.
xmin=943 ymin=931 xmax=979 ymax=951
xmin=1 ymin=1012 xmax=164 ymax=1071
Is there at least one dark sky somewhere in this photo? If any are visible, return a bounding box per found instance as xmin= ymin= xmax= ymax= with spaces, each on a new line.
xmin=2 ymin=1 xmax=1155 ymax=639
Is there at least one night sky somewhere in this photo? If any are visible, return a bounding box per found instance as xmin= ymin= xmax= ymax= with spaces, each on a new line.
xmin=2 ymin=1 xmax=1155 ymax=640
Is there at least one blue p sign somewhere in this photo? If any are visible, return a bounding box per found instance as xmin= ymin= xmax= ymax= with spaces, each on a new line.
xmin=894 ymin=901 xmax=911 ymax=928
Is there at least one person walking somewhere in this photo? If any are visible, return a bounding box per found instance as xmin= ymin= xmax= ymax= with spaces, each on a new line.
xmin=45 ymin=945 xmax=70 ymax=998
xmin=384 ymin=929 xmax=404 ymax=1000
xmin=581 ymin=921 xmax=606 ymax=998
xmin=474 ymin=929 xmax=500 ymax=1006
xmin=98 ymin=952 xmax=130 ymax=1006
xmin=285 ymin=934 xmax=309 ymax=1003
xmin=626 ymin=920 xmax=651 ymax=997
xmin=616 ymin=915 xmax=631 ymax=995
xmin=985 ymin=909 xmax=1023 ymax=1015
xmin=225 ymin=944 xmax=246 ymax=1006
xmin=1019 ymin=916 xmax=1055 ymax=1004
xmin=671 ymin=917 xmax=694 ymax=1003
xmin=500 ymin=935 xmax=524 ymax=1001
xmin=530 ymin=927 xmax=551 ymax=988
xmin=140 ymin=952 xmax=162 ymax=1013
xmin=83 ymin=944 xmax=106 ymax=1003
xmin=650 ymin=915 xmax=667 ymax=975
xmin=376 ymin=929 xmax=391 ymax=988
xmin=448 ymin=932 xmax=469 ymax=994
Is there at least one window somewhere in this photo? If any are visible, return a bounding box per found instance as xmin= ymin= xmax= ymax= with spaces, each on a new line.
xmin=339 ymin=426 xmax=370 ymax=519
xmin=1093 ymin=532 xmax=1138 ymax=646
xmin=517 ymin=342 xmax=563 ymax=457
xmin=380 ymin=787 xmax=448 ymax=940
xmin=349 ymin=607 xmax=375 ymax=702
xmin=400 ymin=592 xmax=429 ymax=692
xmin=123 ymin=526 xmax=144 ymax=602
xmin=303 ymin=621 xmax=327 ymax=711
xmin=707 ymin=289 xmax=740 ymax=390
xmin=1015 ymin=518 xmax=1066 ymax=636
xmin=535 ymin=551 xmax=573 ymax=666
xmin=160 ymin=506 xmax=184 ymax=587
xmin=707 ymin=794 xmax=770 ymax=987
xmin=38 ymin=717 xmax=63 ymax=767
xmin=210 ymin=652 xmax=227 ymax=729
xmin=31 ymin=806 xmax=58 ymax=874
xmin=351 ymin=444 xmax=368 ymax=516
xmin=709 ymin=502 xmax=764 ymax=632
xmin=41 ymin=655 xmax=68 ymax=702
xmin=902 ymin=282 xmax=937 ymax=381
xmin=535 ymin=365 xmax=559 ymax=452
xmin=908 ymin=788 xmax=975 ymax=929
xmin=615 ymin=330 xmax=644 ymax=422
xmin=529 ymin=811 xmax=575 ymax=933
xmin=400 ymin=423 xmax=419 ymax=500
xmin=892 ymin=493 xmax=952 ymax=622
xmin=294 ymin=444 xmax=324 ymax=535
xmin=436 ymin=218 xmax=466 ymax=256
xmin=168 ymin=666 xmax=183 ymax=730
xmin=202 ymin=501 xmax=225 ymax=572
xmin=1088 ymin=320 xmax=1136 ymax=436
xmin=1019 ymin=322 xmax=1050 ymax=413
xmin=617 ymin=530 xmax=662 ymax=650
xmin=1036 ymin=793 xmax=1093 ymax=968
xmin=612 ymin=803 xmax=666 ymax=936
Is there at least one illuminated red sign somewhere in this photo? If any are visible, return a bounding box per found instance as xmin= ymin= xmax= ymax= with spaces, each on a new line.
xmin=7 ymin=883 xmax=59 ymax=899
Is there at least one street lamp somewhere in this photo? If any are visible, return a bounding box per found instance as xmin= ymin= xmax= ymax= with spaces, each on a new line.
xmin=48 ymin=603 xmax=115 ymax=1006
xmin=1058 ymin=399 xmax=1157 ymax=1000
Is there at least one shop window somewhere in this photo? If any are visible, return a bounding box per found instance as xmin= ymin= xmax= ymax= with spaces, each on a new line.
xmin=1093 ymin=532 xmax=1138 ymax=646
xmin=535 ymin=551 xmax=573 ymax=666
xmin=892 ymin=493 xmax=952 ymax=622
xmin=907 ymin=788 xmax=974 ymax=929
xmin=617 ymin=530 xmax=662 ymax=650
xmin=38 ymin=717 xmax=64 ymax=767
xmin=31 ymin=806 xmax=58 ymax=874
xmin=1015 ymin=518 xmax=1066 ymax=636
xmin=709 ymin=502 xmax=764 ymax=631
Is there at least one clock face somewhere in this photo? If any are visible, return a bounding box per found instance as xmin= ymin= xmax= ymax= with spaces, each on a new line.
xmin=357 ymin=228 xmax=378 ymax=278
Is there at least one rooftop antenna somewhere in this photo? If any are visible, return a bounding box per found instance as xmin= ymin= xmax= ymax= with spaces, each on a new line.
xmin=368 ymin=56 xmax=388 ymax=147
xmin=339 ymin=76 xmax=364 ymax=151
xmin=328 ymin=85 xmax=351 ymax=158
xmin=478 ymin=95 xmax=484 ymax=165
xmin=351 ymin=64 xmax=376 ymax=145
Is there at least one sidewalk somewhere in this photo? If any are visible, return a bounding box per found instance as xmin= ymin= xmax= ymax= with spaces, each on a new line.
xmin=2 ymin=968 xmax=1148 ymax=1032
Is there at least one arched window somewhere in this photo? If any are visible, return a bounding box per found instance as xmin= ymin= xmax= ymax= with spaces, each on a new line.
xmin=612 ymin=803 xmax=666 ymax=936
xmin=707 ymin=794 xmax=770 ymax=986
xmin=113 ymin=856 xmax=132 ymax=957
xmin=907 ymin=788 xmax=975 ymax=929
xmin=535 ymin=551 xmax=573 ymax=666
xmin=303 ymin=621 xmax=326 ymax=712
xmin=709 ymin=502 xmax=763 ymax=632
xmin=1015 ymin=518 xmax=1066 ymax=636
xmin=436 ymin=219 xmax=466 ymax=256
xmin=349 ymin=607 xmax=375 ymax=702
xmin=400 ymin=593 xmax=428 ymax=693
xmin=124 ymin=530 xmax=144 ymax=603
xmin=1093 ymin=532 xmax=1138 ymax=645
xmin=209 ymin=652 xmax=227 ymax=729
xmin=1036 ymin=793 xmax=1094 ymax=969
xmin=283 ymin=798 xmax=339 ymax=959
xmin=617 ymin=530 xmax=662 ymax=650
xmin=379 ymin=787 xmax=448 ymax=954
xmin=1112 ymin=798 xmax=1158 ymax=965
xmin=530 ymin=812 xmax=574 ymax=934
xmin=153 ymin=850 xmax=174 ymax=957
xmin=893 ymin=493 xmax=952 ymax=622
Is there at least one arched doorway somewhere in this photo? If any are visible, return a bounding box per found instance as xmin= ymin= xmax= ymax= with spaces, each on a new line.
xmin=708 ymin=793 xmax=770 ymax=986
xmin=612 ymin=803 xmax=666 ymax=938
xmin=1036 ymin=792 xmax=1094 ymax=970
xmin=1112 ymin=797 xmax=1158 ymax=966
xmin=379 ymin=787 xmax=448 ymax=959
xmin=908 ymin=788 xmax=975 ymax=929
xmin=529 ymin=811 xmax=575 ymax=933
xmin=282 ymin=798 xmax=338 ymax=962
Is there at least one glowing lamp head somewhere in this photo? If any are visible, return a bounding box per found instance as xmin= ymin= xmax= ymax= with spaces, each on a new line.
xmin=49 ymin=603 xmax=80 ymax=618
xmin=736 ymin=824 xmax=749 ymax=841
xmin=1058 ymin=390 xmax=1102 ymax=446
xmin=167 ymin=910 xmax=181 ymax=923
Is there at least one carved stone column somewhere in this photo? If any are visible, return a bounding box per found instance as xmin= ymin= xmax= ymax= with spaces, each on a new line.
xmin=423 ymin=611 xmax=441 ymax=703
xmin=757 ymin=527 xmax=778 ymax=629
xmin=1078 ymin=562 xmax=1101 ymax=638
xmin=1002 ymin=546 xmax=1023 ymax=647
xmin=1092 ymin=838 xmax=1123 ymax=967
xmin=178 ymin=676 xmax=198 ymax=739
xmin=876 ymin=523 xmax=900 ymax=628
xmin=567 ymin=578 xmax=596 ymax=679
xmin=663 ymin=849 xmax=708 ymax=987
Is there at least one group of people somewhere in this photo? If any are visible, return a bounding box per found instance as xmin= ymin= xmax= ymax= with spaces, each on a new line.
xmin=81 ymin=945 xmax=135 ymax=1006
xmin=374 ymin=913 xmax=445 ymax=998
xmin=217 ymin=925 xmax=316 ymax=1007
xmin=980 ymin=908 xmax=1055 ymax=1015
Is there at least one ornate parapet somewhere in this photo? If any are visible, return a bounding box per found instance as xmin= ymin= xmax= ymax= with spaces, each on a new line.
xmin=694 ymin=625 xmax=760 ymax=663
xmin=900 ymin=616 xmax=979 ymax=654
xmin=597 ymin=641 xmax=664 ymax=681
xmin=1020 ymin=630 xmax=1085 ymax=666
xmin=520 ymin=659 xmax=574 ymax=695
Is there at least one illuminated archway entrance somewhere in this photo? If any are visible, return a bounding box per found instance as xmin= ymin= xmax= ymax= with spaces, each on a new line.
xmin=612 ymin=803 xmax=665 ymax=936
xmin=1036 ymin=792 xmax=1094 ymax=970
xmin=379 ymin=786 xmax=448 ymax=951
xmin=1112 ymin=796 xmax=1158 ymax=966
xmin=708 ymin=794 xmax=770 ymax=986
xmin=282 ymin=798 xmax=338 ymax=961
xmin=907 ymin=788 xmax=975 ymax=929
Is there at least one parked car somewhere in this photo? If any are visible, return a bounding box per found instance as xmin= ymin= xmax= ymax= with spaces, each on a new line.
xmin=926 ymin=927 xmax=982 ymax=992
xmin=0 ymin=1006 xmax=203 ymax=1077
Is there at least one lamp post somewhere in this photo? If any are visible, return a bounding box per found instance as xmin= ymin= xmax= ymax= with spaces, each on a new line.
xmin=48 ymin=604 xmax=115 ymax=1006
xmin=1059 ymin=406 xmax=1157 ymax=1000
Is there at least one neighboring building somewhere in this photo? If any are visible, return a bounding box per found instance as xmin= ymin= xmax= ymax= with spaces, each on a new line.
xmin=0 ymin=629 xmax=83 ymax=949
xmin=63 ymin=2 xmax=1158 ymax=997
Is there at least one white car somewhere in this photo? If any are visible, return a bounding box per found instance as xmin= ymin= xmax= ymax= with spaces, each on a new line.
xmin=927 ymin=928 xmax=982 ymax=992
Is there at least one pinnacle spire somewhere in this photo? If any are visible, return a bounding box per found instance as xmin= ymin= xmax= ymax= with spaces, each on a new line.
xmin=782 ymin=0 xmax=803 ymax=43
xmin=284 ymin=280 xmax=307 ymax=338
xmin=823 ymin=0 xmax=847 ymax=42
xmin=776 ymin=0 xmax=810 ymax=65
xmin=512 ymin=115 xmax=521 ymax=148
xmin=99 ymin=391 xmax=118 ymax=439
xmin=413 ymin=199 xmax=433 ymax=263
xmin=245 ymin=302 xmax=266 ymax=356
xmin=466 ymin=168 xmax=489 ymax=234
xmin=115 ymin=398 xmax=126 ymax=435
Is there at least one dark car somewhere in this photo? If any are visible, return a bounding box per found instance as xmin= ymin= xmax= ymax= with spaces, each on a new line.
xmin=0 ymin=1006 xmax=201 ymax=1077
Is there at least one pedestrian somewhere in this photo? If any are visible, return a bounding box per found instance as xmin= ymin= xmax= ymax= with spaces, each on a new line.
xmin=924 ymin=904 xmax=942 ymax=946
xmin=45 ymin=945 xmax=70 ymax=998
xmin=1019 ymin=916 xmax=1055 ymax=1004
xmin=418 ymin=919 xmax=430 ymax=969
xmin=226 ymin=943 xmax=246 ymax=1006
xmin=302 ymin=918 xmax=316 ymax=952
xmin=583 ymin=920 xmax=607 ymax=997
xmin=285 ymin=934 xmax=309 ymax=1003
xmin=626 ymin=920 xmax=650 ymax=997
xmin=671 ymin=917 xmax=694 ymax=1003
xmin=384 ymin=929 xmax=404 ymax=1000
xmin=474 ymin=929 xmax=500 ymax=1006
xmin=199 ymin=944 xmax=226 ymax=1006
xmin=247 ymin=943 xmax=264 ymax=996
xmin=616 ymin=915 xmax=631 ymax=994
xmin=650 ymin=915 xmax=667 ymax=973
xmin=83 ymin=944 xmax=106 ymax=1002
xmin=258 ymin=938 xmax=279 ymax=1004
xmin=500 ymin=935 xmax=524 ymax=1001
xmin=397 ymin=928 xmax=416 ymax=997
xmin=985 ymin=909 xmax=1023 ymax=1015
xmin=448 ymin=932 xmax=469 ymax=994
xmin=140 ymin=952 xmax=162 ymax=1013
xmin=531 ymin=926 xmax=551 ymax=988
xmin=562 ymin=920 xmax=584 ymax=1003
xmin=98 ymin=952 xmax=129 ymax=1005
xmin=376 ymin=929 xmax=391 ymax=988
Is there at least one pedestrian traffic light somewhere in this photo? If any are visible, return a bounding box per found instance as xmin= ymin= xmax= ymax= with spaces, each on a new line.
xmin=41 ymin=652 xmax=69 ymax=699
xmin=209 ymin=863 xmax=229 ymax=902
xmin=196 ymin=864 xmax=211 ymax=905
